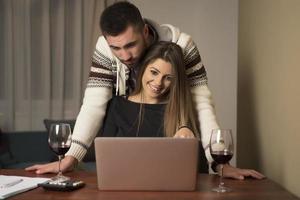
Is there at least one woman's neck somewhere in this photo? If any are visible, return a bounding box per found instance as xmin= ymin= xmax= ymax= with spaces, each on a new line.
xmin=128 ymin=93 xmax=165 ymax=104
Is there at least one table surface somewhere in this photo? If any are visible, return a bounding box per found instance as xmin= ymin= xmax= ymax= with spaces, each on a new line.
xmin=1 ymin=169 xmax=298 ymax=200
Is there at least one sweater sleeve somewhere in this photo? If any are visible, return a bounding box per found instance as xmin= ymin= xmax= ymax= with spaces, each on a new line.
xmin=177 ymin=32 xmax=220 ymax=163
xmin=191 ymin=85 xmax=219 ymax=163
xmin=66 ymin=36 xmax=114 ymax=161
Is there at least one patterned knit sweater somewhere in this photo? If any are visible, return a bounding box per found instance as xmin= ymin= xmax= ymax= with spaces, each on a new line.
xmin=66 ymin=19 xmax=220 ymax=163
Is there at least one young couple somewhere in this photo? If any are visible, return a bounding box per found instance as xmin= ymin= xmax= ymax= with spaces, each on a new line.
xmin=27 ymin=1 xmax=264 ymax=180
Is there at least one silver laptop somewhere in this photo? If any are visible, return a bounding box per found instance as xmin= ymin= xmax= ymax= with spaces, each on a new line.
xmin=94 ymin=137 xmax=199 ymax=191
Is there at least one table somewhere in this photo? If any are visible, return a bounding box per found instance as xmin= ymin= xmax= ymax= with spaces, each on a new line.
xmin=1 ymin=169 xmax=298 ymax=200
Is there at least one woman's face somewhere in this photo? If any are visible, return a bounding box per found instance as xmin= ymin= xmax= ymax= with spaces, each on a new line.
xmin=141 ymin=58 xmax=173 ymax=103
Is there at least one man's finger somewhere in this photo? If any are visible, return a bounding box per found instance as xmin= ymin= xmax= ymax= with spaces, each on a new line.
xmin=246 ymin=170 xmax=265 ymax=179
xmin=36 ymin=165 xmax=57 ymax=174
xmin=233 ymin=173 xmax=244 ymax=180
xmin=25 ymin=165 xmax=41 ymax=171
xmin=239 ymin=169 xmax=265 ymax=179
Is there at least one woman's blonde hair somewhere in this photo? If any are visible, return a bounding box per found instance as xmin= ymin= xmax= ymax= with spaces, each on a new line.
xmin=131 ymin=41 xmax=199 ymax=138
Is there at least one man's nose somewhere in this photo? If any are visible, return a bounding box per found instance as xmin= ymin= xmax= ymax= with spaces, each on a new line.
xmin=121 ymin=49 xmax=132 ymax=61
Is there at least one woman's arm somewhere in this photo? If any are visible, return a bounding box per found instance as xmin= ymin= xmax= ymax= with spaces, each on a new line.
xmin=174 ymin=126 xmax=194 ymax=138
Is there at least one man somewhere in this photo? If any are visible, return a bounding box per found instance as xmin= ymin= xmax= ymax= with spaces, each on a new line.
xmin=27 ymin=2 xmax=264 ymax=180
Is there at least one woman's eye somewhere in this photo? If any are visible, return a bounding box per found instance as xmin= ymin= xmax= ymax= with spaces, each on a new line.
xmin=150 ymin=70 xmax=158 ymax=75
xmin=165 ymin=76 xmax=173 ymax=81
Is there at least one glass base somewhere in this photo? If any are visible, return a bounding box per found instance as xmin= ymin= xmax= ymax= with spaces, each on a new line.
xmin=212 ymin=185 xmax=232 ymax=193
xmin=51 ymin=174 xmax=70 ymax=182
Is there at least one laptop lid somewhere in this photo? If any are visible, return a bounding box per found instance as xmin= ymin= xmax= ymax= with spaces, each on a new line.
xmin=94 ymin=137 xmax=199 ymax=191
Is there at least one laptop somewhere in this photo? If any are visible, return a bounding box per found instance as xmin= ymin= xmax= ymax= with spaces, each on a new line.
xmin=94 ymin=137 xmax=199 ymax=191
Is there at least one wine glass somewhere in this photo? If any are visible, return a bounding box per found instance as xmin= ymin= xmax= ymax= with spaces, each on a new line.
xmin=209 ymin=129 xmax=234 ymax=193
xmin=48 ymin=123 xmax=72 ymax=181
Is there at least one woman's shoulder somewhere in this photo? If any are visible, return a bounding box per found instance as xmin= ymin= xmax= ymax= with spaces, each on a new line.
xmin=110 ymin=95 xmax=165 ymax=110
xmin=109 ymin=95 xmax=138 ymax=107
xmin=109 ymin=95 xmax=125 ymax=105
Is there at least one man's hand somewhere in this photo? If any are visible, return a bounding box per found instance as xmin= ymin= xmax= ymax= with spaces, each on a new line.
xmin=218 ymin=164 xmax=265 ymax=180
xmin=25 ymin=156 xmax=77 ymax=174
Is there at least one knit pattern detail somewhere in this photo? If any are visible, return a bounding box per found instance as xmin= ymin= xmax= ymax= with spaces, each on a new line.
xmin=87 ymin=49 xmax=115 ymax=88
xmin=71 ymin=139 xmax=89 ymax=150
xmin=183 ymin=41 xmax=208 ymax=87
xmin=87 ymin=41 xmax=207 ymax=90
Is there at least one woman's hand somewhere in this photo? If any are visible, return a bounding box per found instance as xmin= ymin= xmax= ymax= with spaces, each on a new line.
xmin=25 ymin=156 xmax=77 ymax=174
xmin=217 ymin=164 xmax=265 ymax=180
xmin=174 ymin=127 xmax=194 ymax=138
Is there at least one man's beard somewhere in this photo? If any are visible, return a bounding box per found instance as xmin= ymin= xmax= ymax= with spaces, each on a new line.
xmin=125 ymin=59 xmax=138 ymax=68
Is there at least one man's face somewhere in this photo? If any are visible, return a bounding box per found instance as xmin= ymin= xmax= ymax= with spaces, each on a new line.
xmin=106 ymin=25 xmax=148 ymax=68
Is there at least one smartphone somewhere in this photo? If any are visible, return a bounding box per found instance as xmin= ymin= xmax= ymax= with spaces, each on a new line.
xmin=38 ymin=180 xmax=85 ymax=191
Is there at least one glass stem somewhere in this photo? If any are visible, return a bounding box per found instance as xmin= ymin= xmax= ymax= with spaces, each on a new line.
xmin=219 ymin=164 xmax=224 ymax=188
xmin=58 ymin=155 xmax=63 ymax=176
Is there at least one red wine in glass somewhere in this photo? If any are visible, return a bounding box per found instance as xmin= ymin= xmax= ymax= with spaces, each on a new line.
xmin=50 ymin=144 xmax=70 ymax=156
xmin=211 ymin=151 xmax=233 ymax=164
xmin=210 ymin=129 xmax=234 ymax=193
xmin=48 ymin=123 xmax=72 ymax=181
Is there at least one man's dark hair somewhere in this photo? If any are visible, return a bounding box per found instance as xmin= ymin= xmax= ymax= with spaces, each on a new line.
xmin=100 ymin=1 xmax=145 ymax=36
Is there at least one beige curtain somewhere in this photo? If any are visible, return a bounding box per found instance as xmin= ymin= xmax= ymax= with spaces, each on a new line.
xmin=0 ymin=0 xmax=108 ymax=131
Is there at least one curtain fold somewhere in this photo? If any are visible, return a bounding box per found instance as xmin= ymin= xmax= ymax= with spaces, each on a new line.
xmin=0 ymin=0 xmax=106 ymax=131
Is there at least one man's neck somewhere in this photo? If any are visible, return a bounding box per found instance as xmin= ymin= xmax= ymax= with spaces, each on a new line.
xmin=146 ymin=34 xmax=154 ymax=48
xmin=145 ymin=21 xmax=158 ymax=47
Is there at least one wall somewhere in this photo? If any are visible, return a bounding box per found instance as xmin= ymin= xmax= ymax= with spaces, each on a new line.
xmin=238 ymin=0 xmax=300 ymax=197
xmin=129 ymin=0 xmax=238 ymax=164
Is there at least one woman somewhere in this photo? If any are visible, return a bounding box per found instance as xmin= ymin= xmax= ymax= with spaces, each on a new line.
xmin=101 ymin=41 xmax=265 ymax=179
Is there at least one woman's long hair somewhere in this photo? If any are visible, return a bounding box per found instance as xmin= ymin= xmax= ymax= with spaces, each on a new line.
xmin=131 ymin=41 xmax=199 ymax=138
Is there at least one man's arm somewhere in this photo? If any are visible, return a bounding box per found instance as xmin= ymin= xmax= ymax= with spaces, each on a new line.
xmin=66 ymin=37 xmax=115 ymax=161
xmin=177 ymin=31 xmax=265 ymax=180
xmin=26 ymin=36 xmax=115 ymax=174
xmin=66 ymin=87 xmax=112 ymax=161
xmin=162 ymin=22 xmax=265 ymax=179
xmin=190 ymin=84 xmax=219 ymax=163
xmin=180 ymin=37 xmax=220 ymax=163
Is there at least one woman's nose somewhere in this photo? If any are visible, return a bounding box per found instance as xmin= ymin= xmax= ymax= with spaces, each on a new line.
xmin=154 ymin=76 xmax=163 ymax=86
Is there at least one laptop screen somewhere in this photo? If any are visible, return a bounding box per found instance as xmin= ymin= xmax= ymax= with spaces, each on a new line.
xmin=94 ymin=137 xmax=199 ymax=191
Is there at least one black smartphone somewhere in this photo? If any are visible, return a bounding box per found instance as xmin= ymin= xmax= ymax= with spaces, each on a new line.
xmin=38 ymin=180 xmax=85 ymax=191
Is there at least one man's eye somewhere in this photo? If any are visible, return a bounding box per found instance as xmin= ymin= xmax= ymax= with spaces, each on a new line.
xmin=111 ymin=47 xmax=120 ymax=51
xmin=126 ymin=43 xmax=136 ymax=48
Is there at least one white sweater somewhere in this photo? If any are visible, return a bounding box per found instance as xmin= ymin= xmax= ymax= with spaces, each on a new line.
xmin=66 ymin=19 xmax=219 ymax=163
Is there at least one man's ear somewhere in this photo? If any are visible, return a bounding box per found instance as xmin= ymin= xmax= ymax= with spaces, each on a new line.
xmin=143 ymin=24 xmax=149 ymax=39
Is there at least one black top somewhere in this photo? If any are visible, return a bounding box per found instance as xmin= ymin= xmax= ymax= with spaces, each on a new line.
xmin=101 ymin=96 xmax=209 ymax=173
xmin=102 ymin=96 xmax=165 ymax=137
